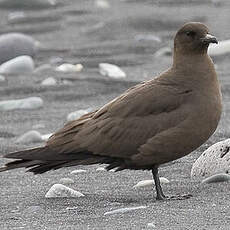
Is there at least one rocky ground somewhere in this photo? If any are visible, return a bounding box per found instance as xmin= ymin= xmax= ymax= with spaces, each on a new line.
xmin=0 ymin=0 xmax=230 ymax=229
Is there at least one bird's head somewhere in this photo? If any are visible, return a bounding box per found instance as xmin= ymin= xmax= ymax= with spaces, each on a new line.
xmin=174 ymin=22 xmax=218 ymax=55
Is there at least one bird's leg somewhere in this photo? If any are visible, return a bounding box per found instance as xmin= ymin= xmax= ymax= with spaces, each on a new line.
xmin=152 ymin=166 xmax=192 ymax=201
xmin=152 ymin=166 xmax=166 ymax=200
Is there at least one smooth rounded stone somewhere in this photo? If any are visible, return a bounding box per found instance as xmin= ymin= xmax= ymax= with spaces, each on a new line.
xmin=135 ymin=34 xmax=161 ymax=43
xmin=0 ymin=0 xmax=57 ymax=10
xmin=0 ymin=33 xmax=36 ymax=64
xmin=154 ymin=47 xmax=172 ymax=57
xmin=0 ymin=55 xmax=34 ymax=74
xmin=96 ymin=167 xmax=106 ymax=172
xmin=67 ymin=109 xmax=89 ymax=122
xmin=208 ymin=40 xmax=230 ymax=56
xmin=95 ymin=0 xmax=110 ymax=9
xmin=147 ymin=222 xmax=156 ymax=228
xmin=99 ymin=63 xmax=126 ymax=79
xmin=201 ymin=173 xmax=230 ymax=184
xmin=70 ymin=169 xmax=87 ymax=174
xmin=104 ymin=206 xmax=147 ymax=216
xmin=8 ymin=11 xmax=26 ymax=22
xmin=191 ymin=139 xmax=230 ymax=179
xmin=41 ymin=133 xmax=53 ymax=141
xmin=49 ymin=56 xmax=63 ymax=65
xmin=0 ymin=97 xmax=43 ymax=111
xmin=41 ymin=77 xmax=57 ymax=86
xmin=16 ymin=130 xmax=43 ymax=144
xmin=133 ymin=177 xmax=169 ymax=189
xmin=59 ymin=178 xmax=74 ymax=185
xmin=45 ymin=184 xmax=84 ymax=198
xmin=55 ymin=63 xmax=83 ymax=73
xmin=0 ymin=75 xmax=5 ymax=81
xmin=35 ymin=64 xmax=52 ymax=73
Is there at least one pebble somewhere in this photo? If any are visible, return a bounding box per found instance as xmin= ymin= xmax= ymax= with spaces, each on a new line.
xmin=95 ymin=0 xmax=110 ymax=9
xmin=41 ymin=77 xmax=57 ymax=86
xmin=8 ymin=11 xmax=26 ymax=22
xmin=0 ymin=75 xmax=5 ymax=81
xmin=0 ymin=97 xmax=43 ymax=111
xmin=16 ymin=130 xmax=43 ymax=144
xmin=67 ymin=109 xmax=89 ymax=122
xmin=70 ymin=169 xmax=87 ymax=174
xmin=147 ymin=222 xmax=156 ymax=228
xmin=0 ymin=55 xmax=34 ymax=74
xmin=59 ymin=178 xmax=75 ymax=185
xmin=133 ymin=177 xmax=169 ymax=188
xmin=0 ymin=33 xmax=36 ymax=64
xmin=135 ymin=34 xmax=161 ymax=43
xmin=55 ymin=63 xmax=83 ymax=73
xmin=32 ymin=123 xmax=45 ymax=129
xmin=201 ymin=173 xmax=230 ymax=184
xmin=45 ymin=184 xmax=84 ymax=198
xmin=208 ymin=39 xmax=230 ymax=56
xmin=35 ymin=64 xmax=52 ymax=73
xmin=104 ymin=206 xmax=147 ymax=216
xmin=154 ymin=47 xmax=172 ymax=57
xmin=99 ymin=63 xmax=126 ymax=79
xmin=191 ymin=139 xmax=230 ymax=179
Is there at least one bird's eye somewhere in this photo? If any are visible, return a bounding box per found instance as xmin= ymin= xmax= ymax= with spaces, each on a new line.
xmin=186 ymin=31 xmax=196 ymax=37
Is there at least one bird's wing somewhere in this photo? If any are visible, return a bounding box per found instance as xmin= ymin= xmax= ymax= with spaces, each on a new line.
xmin=47 ymin=78 xmax=193 ymax=160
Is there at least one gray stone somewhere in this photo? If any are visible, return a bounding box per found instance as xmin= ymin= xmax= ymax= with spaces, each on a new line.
xmin=201 ymin=173 xmax=230 ymax=184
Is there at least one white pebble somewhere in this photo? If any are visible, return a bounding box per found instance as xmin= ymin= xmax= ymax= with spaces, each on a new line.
xmin=67 ymin=109 xmax=89 ymax=122
xmin=201 ymin=173 xmax=230 ymax=184
xmin=104 ymin=206 xmax=146 ymax=216
xmin=0 ymin=55 xmax=34 ymax=74
xmin=41 ymin=77 xmax=57 ymax=86
xmin=133 ymin=177 xmax=169 ymax=188
xmin=16 ymin=130 xmax=43 ymax=144
xmin=95 ymin=0 xmax=110 ymax=9
xmin=35 ymin=64 xmax=52 ymax=73
xmin=208 ymin=39 xmax=230 ymax=56
xmin=8 ymin=11 xmax=26 ymax=22
xmin=59 ymin=178 xmax=74 ymax=185
xmin=99 ymin=63 xmax=126 ymax=79
xmin=135 ymin=34 xmax=161 ymax=43
xmin=154 ymin=47 xmax=172 ymax=57
xmin=32 ymin=123 xmax=45 ymax=129
xmin=45 ymin=184 xmax=84 ymax=198
xmin=55 ymin=63 xmax=83 ymax=73
xmin=41 ymin=133 xmax=53 ymax=141
xmin=0 ymin=97 xmax=43 ymax=111
xmin=70 ymin=169 xmax=87 ymax=174
xmin=0 ymin=74 xmax=5 ymax=81
xmin=147 ymin=222 xmax=156 ymax=228
xmin=96 ymin=167 xmax=106 ymax=171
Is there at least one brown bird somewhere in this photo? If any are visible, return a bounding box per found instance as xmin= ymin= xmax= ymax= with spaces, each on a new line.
xmin=0 ymin=22 xmax=222 ymax=200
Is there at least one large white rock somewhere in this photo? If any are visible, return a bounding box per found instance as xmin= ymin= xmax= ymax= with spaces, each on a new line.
xmin=99 ymin=63 xmax=126 ymax=79
xmin=208 ymin=40 xmax=230 ymax=56
xmin=45 ymin=184 xmax=84 ymax=198
xmin=66 ymin=109 xmax=89 ymax=122
xmin=191 ymin=139 xmax=230 ymax=179
xmin=0 ymin=55 xmax=34 ymax=74
xmin=0 ymin=33 xmax=36 ymax=64
xmin=0 ymin=97 xmax=43 ymax=111
xmin=16 ymin=130 xmax=43 ymax=144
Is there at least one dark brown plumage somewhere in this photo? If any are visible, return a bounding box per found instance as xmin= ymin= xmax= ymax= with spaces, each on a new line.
xmin=0 ymin=22 xmax=222 ymax=200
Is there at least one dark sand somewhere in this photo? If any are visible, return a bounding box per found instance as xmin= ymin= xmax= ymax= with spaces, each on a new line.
xmin=0 ymin=0 xmax=230 ymax=229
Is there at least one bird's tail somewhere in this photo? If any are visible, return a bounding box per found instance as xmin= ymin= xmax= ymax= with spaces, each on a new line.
xmin=0 ymin=146 xmax=125 ymax=174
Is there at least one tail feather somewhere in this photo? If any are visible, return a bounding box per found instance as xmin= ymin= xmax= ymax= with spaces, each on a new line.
xmin=0 ymin=146 xmax=131 ymax=174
